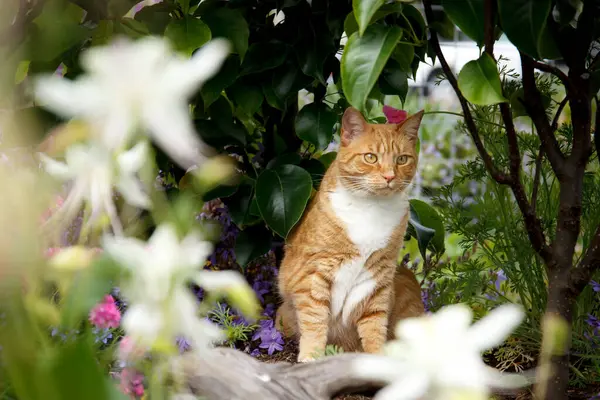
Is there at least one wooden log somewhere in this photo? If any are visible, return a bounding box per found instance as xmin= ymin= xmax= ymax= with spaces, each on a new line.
xmin=174 ymin=348 xmax=535 ymax=400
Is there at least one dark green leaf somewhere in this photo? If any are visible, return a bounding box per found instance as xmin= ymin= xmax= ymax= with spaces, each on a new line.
xmin=267 ymin=153 xmax=302 ymax=169
xmin=240 ymin=42 xmax=288 ymax=75
xmin=392 ymin=43 xmax=415 ymax=72
xmin=202 ymin=8 xmax=249 ymax=60
xmin=295 ymin=102 xmax=337 ymax=150
xmin=255 ymin=165 xmax=313 ymax=238
xmin=225 ymin=183 xmax=260 ymax=227
xmin=263 ymin=83 xmax=285 ymax=110
xmin=399 ymin=4 xmax=426 ymax=40
xmin=228 ymin=82 xmax=264 ymax=115
xmin=442 ymin=0 xmax=485 ymax=47
xmin=344 ymin=12 xmax=360 ymax=37
xmin=201 ymin=55 xmax=239 ymax=108
xmin=234 ymin=225 xmax=273 ymax=268
xmin=408 ymin=199 xmax=445 ymax=259
xmin=555 ymin=0 xmax=581 ymax=26
xmin=379 ymin=59 xmax=409 ymax=104
xmin=457 ymin=53 xmax=508 ymax=105
xmin=60 ymin=255 xmax=120 ymax=328
xmin=164 ymin=16 xmax=211 ymax=56
xmin=272 ymin=62 xmax=301 ymax=100
xmin=319 ymin=151 xmax=337 ymax=169
xmin=134 ymin=1 xmax=174 ymax=34
xmin=202 ymin=183 xmax=239 ymax=202
xmin=498 ymin=0 xmax=555 ymax=59
xmin=28 ymin=1 xmax=91 ymax=62
xmin=430 ymin=9 xmax=455 ymax=40
xmin=299 ymin=158 xmax=326 ymax=189
xmin=194 ymin=118 xmax=246 ymax=148
xmin=341 ymin=25 xmax=402 ymax=111
xmin=353 ymin=0 xmax=385 ymax=36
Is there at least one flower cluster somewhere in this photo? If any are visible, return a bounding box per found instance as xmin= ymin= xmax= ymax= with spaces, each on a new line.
xmin=89 ymin=295 xmax=121 ymax=329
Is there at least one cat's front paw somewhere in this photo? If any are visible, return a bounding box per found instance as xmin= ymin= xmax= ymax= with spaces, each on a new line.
xmin=297 ymin=355 xmax=316 ymax=363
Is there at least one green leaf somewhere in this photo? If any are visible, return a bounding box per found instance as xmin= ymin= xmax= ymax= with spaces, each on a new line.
xmin=295 ymin=103 xmax=337 ymax=150
xmin=344 ymin=12 xmax=360 ymax=37
xmin=240 ymin=42 xmax=288 ymax=75
xmin=134 ymin=1 xmax=174 ymax=34
xmin=353 ymin=0 xmax=385 ymax=36
xmin=255 ymin=165 xmax=313 ymax=238
xmin=442 ymin=0 xmax=485 ymax=47
xmin=341 ymin=25 xmax=402 ymax=111
xmin=228 ymin=82 xmax=264 ymax=115
xmin=164 ymin=16 xmax=211 ymax=56
xmin=202 ymin=8 xmax=249 ymax=60
xmin=379 ymin=59 xmax=409 ymax=104
xmin=299 ymin=158 xmax=327 ymax=189
xmin=408 ymin=199 xmax=445 ymax=259
xmin=234 ymin=225 xmax=273 ymax=268
xmin=319 ymin=151 xmax=337 ymax=169
xmin=392 ymin=43 xmax=415 ymax=72
xmin=201 ymin=55 xmax=239 ymax=108
xmin=498 ymin=0 xmax=554 ymax=59
xmin=202 ymin=183 xmax=239 ymax=202
xmin=225 ymin=182 xmax=261 ymax=227
xmin=267 ymin=153 xmax=302 ymax=169
xmin=457 ymin=53 xmax=508 ymax=106
xmin=45 ymin=340 xmax=117 ymax=400
xmin=60 ymin=256 xmax=120 ymax=328
xmin=272 ymin=62 xmax=301 ymax=101
xmin=194 ymin=119 xmax=246 ymax=148
xmin=28 ymin=1 xmax=91 ymax=62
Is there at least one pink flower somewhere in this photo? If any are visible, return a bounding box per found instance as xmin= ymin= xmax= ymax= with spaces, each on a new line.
xmin=44 ymin=247 xmax=62 ymax=258
xmin=119 ymin=368 xmax=145 ymax=398
xmin=383 ymin=105 xmax=408 ymax=124
xmin=89 ymin=295 xmax=121 ymax=329
xmin=41 ymin=196 xmax=65 ymax=223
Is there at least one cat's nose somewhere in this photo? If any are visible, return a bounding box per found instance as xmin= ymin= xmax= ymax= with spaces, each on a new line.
xmin=382 ymin=174 xmax=395 ymax=183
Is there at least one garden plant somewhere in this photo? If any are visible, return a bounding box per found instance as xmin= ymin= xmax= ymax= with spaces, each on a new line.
xmin=0 ymin=0 xmax=599 ymax=399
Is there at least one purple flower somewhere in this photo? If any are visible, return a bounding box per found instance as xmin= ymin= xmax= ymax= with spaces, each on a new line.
xmin=250 ymin=348 xmax=261 ymax=357
xmin=252 ymin=280 xmax=271 ymax=304
xmin=258 ymin=328 xmax=284 ymax=355
xmin=590 ymin=280 xmax=600 ymax=293
xmin=493 ymin=270 xmax=507 ymax=292
xmin=586 ymin=314 xmax=600 ymax=328
xmin=263 ymin=303 xmax=276 ymax=318
xmin=176 ymin=337 xmax=191 ymax=353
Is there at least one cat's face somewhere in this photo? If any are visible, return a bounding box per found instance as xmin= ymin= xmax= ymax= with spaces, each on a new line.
xmin=335 ymin=107 xmax=423 ymax=197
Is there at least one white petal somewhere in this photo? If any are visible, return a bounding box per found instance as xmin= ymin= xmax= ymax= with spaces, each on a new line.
xmin=33 ymin=75 xmax=102 ymax=118
xmin=99 ymin=103 xmax=135 ymax=150
xmin=432 ymin=303 xmax=473 ymax=336
xmin=116 ymin=176 xmax=151 ymax=209
xmin=483 ymin=366 xmax=532 ymax=389
xmin=143 ymin=103 xmax=206 ymax=169
xmin=195 ymin=270 xmax=248 ymax=292
xmin=117 ymin=141 xmax=148 ymax=174
xmin=180 ymin=232 xmax=213 ymax=267
xmin=102 ymin=234 xmax=148 ymax=269
xmin=166 ymin=39 xmax=231 ymax=97
xmin=468 ymin=304 xmax=524 ymax=351
xmin=122 ymin=304 xmax=164 ymax=346
xmin=38 ymin=153 xmax=72 ymax=180
xmin=373 ymin=374 xmax=429 ymax=400
xmin=148 ymin=224 xmax=180 ymax=253
xmin=351 ymin=355 xmax=407 ymax=382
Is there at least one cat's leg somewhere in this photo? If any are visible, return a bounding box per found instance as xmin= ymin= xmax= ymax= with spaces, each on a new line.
xmin=355 ymin=284 xmax=392 ymax=354
xmin=274 ymin=300 xmax=297 ymax=338
xmin=294 ymin=273 xmax=332 ymax=362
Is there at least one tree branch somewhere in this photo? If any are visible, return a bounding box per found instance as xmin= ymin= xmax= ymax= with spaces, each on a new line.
xmin=528 ymin=59 xmax=571 ymax=92
xmin=570 ymin=225 xmax=600 ymax=296
xmin=423 ymin=0 xmax=510 ymax=185
xmin=483 ymin=0 xmax=496 ymax=57
xmin=551 ymin=97 xmax=568 ymax=131
xmin=530 ymin=146 xmax=544 ymax=214
xmin=520 ymin=54 xmax=567 ymax=179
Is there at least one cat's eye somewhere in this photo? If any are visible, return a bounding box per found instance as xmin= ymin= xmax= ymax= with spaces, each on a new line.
xmin=396 ymin=155 xmax=410 ymax=165
xmin=364 ymin=153 xmax=378 ymax=164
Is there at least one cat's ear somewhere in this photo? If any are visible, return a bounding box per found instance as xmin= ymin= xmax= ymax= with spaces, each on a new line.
xmin=341 ymin=107 xmax=367 ymax=146
xmin=397 ymin=110 xmax=424 ymax=141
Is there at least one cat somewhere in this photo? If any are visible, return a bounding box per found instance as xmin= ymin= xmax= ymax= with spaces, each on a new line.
xmin=275 ymin=106 xmax=426 ymax=362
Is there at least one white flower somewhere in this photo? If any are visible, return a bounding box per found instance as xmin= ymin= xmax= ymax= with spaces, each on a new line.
xmin=102 ymin=224 xmax=254 ymax=352
xmin=354 ymin=303 xmax=529 ymax=400
xmin=33 ymin=36 xmax=230 ymax=169
xmin=40 ymin=141 xmax=150 ymax=235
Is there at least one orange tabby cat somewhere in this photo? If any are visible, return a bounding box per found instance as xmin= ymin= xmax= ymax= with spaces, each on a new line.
xmin=276 ymin=107 xmax=425 ymax=362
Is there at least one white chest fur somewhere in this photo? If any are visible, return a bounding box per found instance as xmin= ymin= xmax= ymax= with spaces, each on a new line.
xmin=328 ymin=184 xmax=409 ymax=323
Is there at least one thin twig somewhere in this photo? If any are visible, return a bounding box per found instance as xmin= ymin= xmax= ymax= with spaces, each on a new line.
xmin=551 ymin=97 xmax=568 ymax=131
xmin=529 ymin=59 xmax=571 ymax=92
